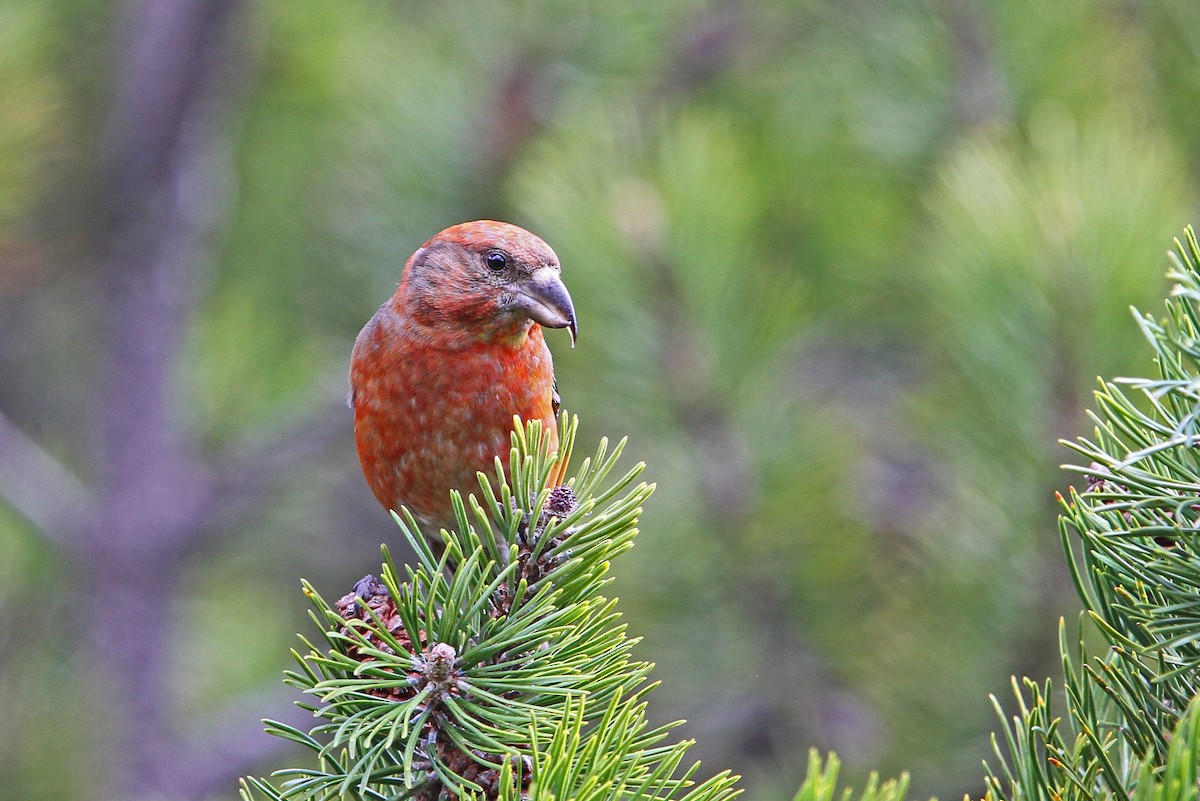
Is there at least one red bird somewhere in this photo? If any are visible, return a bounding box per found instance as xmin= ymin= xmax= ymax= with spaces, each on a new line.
xmin=350 ymin=220 xmax=577 ymax=538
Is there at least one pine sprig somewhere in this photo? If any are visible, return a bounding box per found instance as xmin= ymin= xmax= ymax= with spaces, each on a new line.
xmin=791 ymin=750 xmax=909 ymax=801
xmin=240 ymin=414 xmax=744 ymax=801
xmin=985 ymin=228 xmax=1200 ymax=801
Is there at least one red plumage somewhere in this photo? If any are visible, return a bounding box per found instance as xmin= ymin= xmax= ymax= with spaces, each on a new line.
xmin=350 ymin=220 xmax=576 ymax=536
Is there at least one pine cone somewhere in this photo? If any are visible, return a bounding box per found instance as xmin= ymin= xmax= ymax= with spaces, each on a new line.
xmin=335 ymin=574 xmax=421 ymax=702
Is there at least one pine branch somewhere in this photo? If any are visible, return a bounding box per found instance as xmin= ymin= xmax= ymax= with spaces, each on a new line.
xmin=240 ymin=414 xmax=753 ymax=801
xmin=985 ymin=227 xmax=1200 ymax=801
xmin=791 ymin=751 xmax=909 ymax=801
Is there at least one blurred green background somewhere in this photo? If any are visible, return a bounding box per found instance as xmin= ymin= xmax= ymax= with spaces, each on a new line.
xmin=1 ymin=0 xmax=1198 ymax=799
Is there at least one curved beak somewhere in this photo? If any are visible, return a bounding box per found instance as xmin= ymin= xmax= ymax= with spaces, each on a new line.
xmin=513 ymin=267 xmax=577 ymax=346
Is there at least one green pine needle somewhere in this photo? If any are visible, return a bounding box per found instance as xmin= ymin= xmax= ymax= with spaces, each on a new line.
xmin=241 ymin=414 xmax=739 ymax=801
xmin=986 ymin=227 xmax=1200 ymax=801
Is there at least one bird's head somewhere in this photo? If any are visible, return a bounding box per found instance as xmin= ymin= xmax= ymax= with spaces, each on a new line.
xmin=397 ymin=220 xmax=577 ymax=347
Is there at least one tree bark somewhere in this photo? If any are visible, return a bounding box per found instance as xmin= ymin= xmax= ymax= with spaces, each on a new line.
xmin=86 ymin=0 xmax=244 ymax=797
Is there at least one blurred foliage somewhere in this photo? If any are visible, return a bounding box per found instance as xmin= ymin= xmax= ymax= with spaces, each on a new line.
xmin=1 ymin=1 xmax=1198 ymax=800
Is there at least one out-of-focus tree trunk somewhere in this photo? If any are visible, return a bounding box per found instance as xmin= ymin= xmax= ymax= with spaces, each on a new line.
xmin=86 ymin=0 xmax=244 ymax=797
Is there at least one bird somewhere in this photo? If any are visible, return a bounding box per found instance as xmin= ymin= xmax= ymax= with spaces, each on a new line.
xmin=349 ymin=220 xmax=576 ymax=542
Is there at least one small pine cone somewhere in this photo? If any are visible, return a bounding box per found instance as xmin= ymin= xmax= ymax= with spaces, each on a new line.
xmin=424 ymin=642 xmax=458 ymax=683
xmin=336 ymin=574 xmax=389 ymax=618
xmin=354 ymin=573 xmax=388 ymax=601
xmin=542 ymin=485 xmax=577 ymax=525
xmin=333 ymin=574 xmax=420 ymax=704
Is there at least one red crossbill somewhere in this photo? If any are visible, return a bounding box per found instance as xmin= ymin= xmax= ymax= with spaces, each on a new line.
xmin=350 ymin=220 xmax=576 ymax=539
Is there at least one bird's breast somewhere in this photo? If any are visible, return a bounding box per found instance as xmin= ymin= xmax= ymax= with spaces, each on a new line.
xmin=351 ymin=324 xmax=558 ymax=528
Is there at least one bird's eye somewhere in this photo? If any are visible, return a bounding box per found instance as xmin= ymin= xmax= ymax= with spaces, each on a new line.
xmin=485 ymin=251 xmax=508 ymax=272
